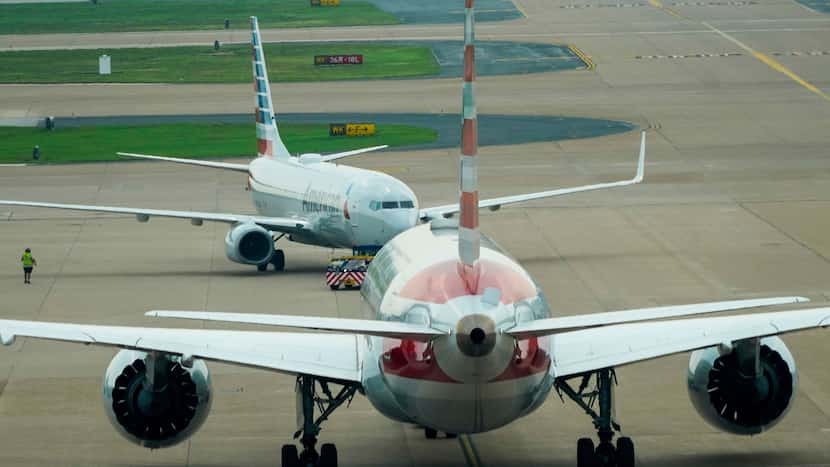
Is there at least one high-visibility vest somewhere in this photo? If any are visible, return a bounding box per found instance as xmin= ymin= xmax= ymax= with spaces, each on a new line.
xmin=21 ymin=252 xmax=34 ymax=267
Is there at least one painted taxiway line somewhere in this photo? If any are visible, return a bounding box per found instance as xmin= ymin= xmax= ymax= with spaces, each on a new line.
xmin=642 ymin=0 xmax=830 ymax=103
xmin=702 ymin=21 xmax=830 ymax=102
xmin=0 ymin=163 xmax=27 ymax=167
xmin=459 ymin=434 xmax=484 ymax=467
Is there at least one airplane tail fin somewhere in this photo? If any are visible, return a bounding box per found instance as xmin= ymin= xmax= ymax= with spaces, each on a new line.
xmin=458 ymin=0 xmax=480 ymax=275
xmin=250 ymin=16 xmax=290 ymax=160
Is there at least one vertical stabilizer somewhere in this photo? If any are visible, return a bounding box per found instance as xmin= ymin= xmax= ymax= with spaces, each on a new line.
xmin=458 ymin=0 xmax=480 ymax=272
xmin=250 ymin=16 xmax=290 ymax=159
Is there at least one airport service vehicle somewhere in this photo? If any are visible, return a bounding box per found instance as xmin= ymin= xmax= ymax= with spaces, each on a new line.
xmin=1 ymin=10 xmax=827 ymax=467
xmin=326 ymin=256 xmax=371 ymax=290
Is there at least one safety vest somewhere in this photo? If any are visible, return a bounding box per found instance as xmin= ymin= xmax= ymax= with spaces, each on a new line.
xmin=21 ymin=252 xmax=34 ymax=267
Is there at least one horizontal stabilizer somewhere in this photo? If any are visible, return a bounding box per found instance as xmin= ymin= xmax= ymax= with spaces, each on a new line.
xmin=321 ymin=145 xmax=389 ymax=163
xmin=505 ymin=296 xmax=809 ymax=339
xmin=146 ymin=310 xmax=447 ymax=342
xmin=118 ymin=152 xmax=249 ymax=172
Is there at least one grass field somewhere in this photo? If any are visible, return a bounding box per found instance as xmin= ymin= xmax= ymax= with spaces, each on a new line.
xmin=0 ymin=0 xmax=398 ymax=34
xmin=0 ymin=123 xmax=437 ymax=164
xmin=0 ymin=43 xmax=440 ymax=83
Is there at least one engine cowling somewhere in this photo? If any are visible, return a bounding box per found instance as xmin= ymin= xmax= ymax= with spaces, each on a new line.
xmin=687 ymin=336 xmax=796 ymax=435
xmin=103 ymin=350 xmax=212 ymax=448
xmin=224 ymin=222 xmax=274 ymax=265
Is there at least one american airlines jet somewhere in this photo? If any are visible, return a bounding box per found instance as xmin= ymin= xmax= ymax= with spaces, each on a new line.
xmin=1 ymin=10 xmax=827 ymax=467
xmin=0 ymin=17 xmax=645 ymax=274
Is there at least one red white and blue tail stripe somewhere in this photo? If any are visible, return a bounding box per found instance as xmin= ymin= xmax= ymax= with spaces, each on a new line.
xmin=250 ymin=16 xmax=290 ymax=159
xmin=458 ymin=0 xmax=480 ymax=270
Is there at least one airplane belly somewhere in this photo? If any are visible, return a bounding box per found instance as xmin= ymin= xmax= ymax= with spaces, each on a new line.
xmin=381 ymin=374 xmax=548 ymax=434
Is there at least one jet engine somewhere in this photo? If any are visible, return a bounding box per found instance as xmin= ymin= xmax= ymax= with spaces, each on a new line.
xmin=224 ymin=222 xmax=274 ymax=265
xmin=103 ymin=350 xmax=212 ymax=449
xmin=687 ymin=336 xmax=796 ymax=435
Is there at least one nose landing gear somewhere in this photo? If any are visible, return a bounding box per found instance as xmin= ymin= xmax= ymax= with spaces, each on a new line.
xmin=556 ymin=369 xmax=636 ymax=467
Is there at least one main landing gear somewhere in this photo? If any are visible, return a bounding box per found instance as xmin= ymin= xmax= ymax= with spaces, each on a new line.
xmin=556 ymin=368 xmax=635 ymax=467
xmin=281 ymin=374 xmax=359 ymax=467
xmin=258 ymin=234 xmax=286 ymax=273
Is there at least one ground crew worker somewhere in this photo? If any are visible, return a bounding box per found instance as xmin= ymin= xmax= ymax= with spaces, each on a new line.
xmin=21 ymin=248 xmax=37 ymax=284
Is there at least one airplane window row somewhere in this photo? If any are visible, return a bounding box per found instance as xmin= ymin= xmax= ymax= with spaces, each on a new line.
xmin=369 ymin=200 xmax=415 ymax=211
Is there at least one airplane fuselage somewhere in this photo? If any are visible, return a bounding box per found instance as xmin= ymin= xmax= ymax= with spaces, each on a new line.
xmin=247 ymin=156 xmax=419 ymax=249
xmin=359 ymin=222 xmax=555 ymax=434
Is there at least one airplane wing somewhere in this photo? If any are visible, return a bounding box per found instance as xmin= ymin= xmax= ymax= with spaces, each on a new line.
xmin=419 ymin=131 xmax=645 ymax=221
xmin=550 ymin=307 xmax=830 ymax=378
xmin=0 ymin=319 xmax=360 ymax=382
xmin=505 ymin=296 xmax=808 ymax=338
xmin=146 ymin=310 xmax=448 ymax=341
xmin=0 ymin=200 xmax=308 ymax=233
xmin=320 ymin=145 xmax=389 ymax=163
xmin=117 ymin=152 xmax=250 ymax=172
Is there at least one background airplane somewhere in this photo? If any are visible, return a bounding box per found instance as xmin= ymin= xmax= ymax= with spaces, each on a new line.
xmin=0 ymin=17 xmax=645 ymax=275
xmin=3 ymin=8 xmax=825 ymax=467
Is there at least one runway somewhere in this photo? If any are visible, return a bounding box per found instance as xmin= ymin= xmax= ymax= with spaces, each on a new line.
xmin=1 ymin=0 xmax=830 ymax=465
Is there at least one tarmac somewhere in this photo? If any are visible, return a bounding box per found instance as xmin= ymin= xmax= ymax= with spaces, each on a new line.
xmin=1 ymin=0 xmax=830 ymax=466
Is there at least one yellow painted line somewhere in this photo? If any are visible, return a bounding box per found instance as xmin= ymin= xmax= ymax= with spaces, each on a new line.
xmin=702 ymin=21 xmax=830 ymax=102
xmin=458 ymin=434 xmax=483 ymax=467
xmin=568 ymin=44 xmax=596 ymax=70
xmin=513 ymin=0 xmax=530 ymax=18
xmin=647 ymin=0 xmax=686 ymax=19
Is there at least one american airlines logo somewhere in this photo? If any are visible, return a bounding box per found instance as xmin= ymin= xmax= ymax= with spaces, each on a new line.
xmin=302 ymin=187 xmax=343 ymax=214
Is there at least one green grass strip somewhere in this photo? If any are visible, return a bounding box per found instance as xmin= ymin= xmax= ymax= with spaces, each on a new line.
xmin=0 ymin=0 xmax=398 ymax=34
xmin=0 ymin=123 xmax=437 ymax=164
xmin=0 ymin=43 xmax=440 ymax=83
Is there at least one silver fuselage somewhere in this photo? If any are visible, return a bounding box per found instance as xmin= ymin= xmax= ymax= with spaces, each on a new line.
xmin=359 ymin=222 xmax=556 ymax=433
xmin=248 ymin=156 xmax=418 ymax=248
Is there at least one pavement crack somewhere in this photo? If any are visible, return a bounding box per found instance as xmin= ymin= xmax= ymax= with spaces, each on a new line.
xmin=739 ymin=202 xmax=830 ymax=264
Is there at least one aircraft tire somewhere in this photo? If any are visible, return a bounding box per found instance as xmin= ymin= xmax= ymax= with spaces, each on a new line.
xmin=257 ymin=263 xmax=268 ymax=272
xmin=577 ymin=438 xmax=596 ymax=467
xmin=424 ymin=428 xmax=438 ymax=439
xmin=272 ymin=249 xmax=285 ymax=271
xmin=616 ymin=437 xmax=635 ymax=467
xmin=319 ymin=443 xmax=337 ymax=467
xmin=281 ymin=444 xmax=299 ymax=467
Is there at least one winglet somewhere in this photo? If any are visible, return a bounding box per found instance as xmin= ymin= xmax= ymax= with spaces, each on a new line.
xmin=634 ymin=130 xmax=646 ymax=183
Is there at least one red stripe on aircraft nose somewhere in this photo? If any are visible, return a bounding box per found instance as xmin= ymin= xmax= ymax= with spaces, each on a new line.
xmin=382 ymin=339 xmax=459 ymax=383
xmin=491 ymin=337 xmax=551 ymax=382
xmin=399 ymin=259 xmax=537 ymax=304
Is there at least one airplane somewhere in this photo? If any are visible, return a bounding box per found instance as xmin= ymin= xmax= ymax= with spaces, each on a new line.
xmin=0 ymin=17 xmax=648 ymax=275
xmin=1 ymin=9 xmax=827 ymax=467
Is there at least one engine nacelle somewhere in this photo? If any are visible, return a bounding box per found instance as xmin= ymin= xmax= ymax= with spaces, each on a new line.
xmin=687 ymin=336 xmax=796 ymax=435
xmin=103 ymin=350 xmax=212 ymax=449
xmin=224 ymin=222 xmax=274 ymax=265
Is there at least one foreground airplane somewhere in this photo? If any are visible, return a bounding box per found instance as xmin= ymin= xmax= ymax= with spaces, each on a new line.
xmin=0 ymin=10 xmax=827 ymax=467
xmin=0 ymin=18 xmax=646 ymax=274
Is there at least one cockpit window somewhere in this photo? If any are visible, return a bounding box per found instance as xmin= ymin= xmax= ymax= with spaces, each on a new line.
xmin=369 ymin=201 xmax=380 ymax=211
xmin=382 ymin=201 xmax=399 ymax=209
xmin=399 ymin=200 xmax=415 ymax=209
